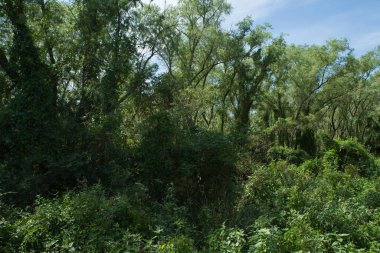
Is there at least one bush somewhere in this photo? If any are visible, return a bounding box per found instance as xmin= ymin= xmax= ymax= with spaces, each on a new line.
xmin=136 ymin=112 xmax=178 ymax=199
xmin=178 ymin=130 xmax=237 ymax=203
xmin=208 ymin=224 xmax=246 ymax=253
xmin=12 ymin=186 xmax=149 ymax=253
xmin=267 ymin=146 xmax=311 ymax=165
xmin=0 ymin=196 xmax=19 ymax=253
xmin=157 ymin=236 xmax=195 ymax=253
xmin=323 ymin=139 xmax=380 ymax=177
xmin=136 ymin=113 xmax=237 ymax=207
xmin=299 ymin=159 xmax=323 ymax=175
xmin=247 ymin=226 xmax=283 ymax=253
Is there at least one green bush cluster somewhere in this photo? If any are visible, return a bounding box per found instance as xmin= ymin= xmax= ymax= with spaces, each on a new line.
xmin=267 ymin=146 xmax=311 ymax=165
xmin=136 ymin=113 xmax=237 ymax=213
xmin=323 ymin=139 xmax=380 ymax=177
xmin=2 ymin=141 xmax=380 ymax=252
xmin=0 ymin=185 xmax=197 ymax=253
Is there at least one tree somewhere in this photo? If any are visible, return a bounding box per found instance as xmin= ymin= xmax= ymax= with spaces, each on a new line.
xmin=257 ymin=39 xmax=352 ymax=154
xmin=217 ymin=17 xmax=284 ymax=141
xmin=0 ymin=0 xmax=59 ymax=202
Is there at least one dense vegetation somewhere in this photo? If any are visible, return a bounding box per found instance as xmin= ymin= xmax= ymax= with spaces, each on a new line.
xmin=0 ymin=0 xmax=380 ymax=252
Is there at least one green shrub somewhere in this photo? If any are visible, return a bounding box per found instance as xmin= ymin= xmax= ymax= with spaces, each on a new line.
xmin=157 ymin=236 xmax=195 ymax=253
xmin=0 ymin=197 xmax=19 ymax=253
xmin=267 ymin=146 xmax=311 ymax=165
xmin=323 ymin=139 xmax=380 ymax=177
xmin=178 ymin=130 xmax=237 ymax=205
xmin=13 ymin=186 xmax=149 ymax=253
xmin=337 ymin=139 xmax=380 ymax=177
xmin=208 ymin=224 xmax=246 ymax=253
xmin=136 ymin=112 xmax=178 ymax=199
xmin=323 ymin=149 xmax=339 ymax=171
xmin=137 ymin=113 xmax=237 ymax=208
xmin=247 ymin=226 xmax=283 ymax=253
xmin=299 ymin=159 xmax=323 ymax=175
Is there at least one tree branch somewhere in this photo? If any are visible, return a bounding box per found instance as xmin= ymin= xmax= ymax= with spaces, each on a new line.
xmin=0 ymin=48 xmax=18 ymax=84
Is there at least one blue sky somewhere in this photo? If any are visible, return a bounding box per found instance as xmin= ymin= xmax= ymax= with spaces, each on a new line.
xmin=148 ymin=0 xmax=380 ymax=55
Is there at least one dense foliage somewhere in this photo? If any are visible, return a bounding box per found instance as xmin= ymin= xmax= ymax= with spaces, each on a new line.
xmin=0 ymin=0 xmax=379 ymax=252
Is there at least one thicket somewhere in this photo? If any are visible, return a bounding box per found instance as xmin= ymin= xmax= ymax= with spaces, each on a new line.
xmin=0 ymin=0 xmax=379 ymax=252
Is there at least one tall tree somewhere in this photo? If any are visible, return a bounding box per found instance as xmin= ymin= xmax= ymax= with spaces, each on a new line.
xmin=217 ymin=18 xmax=284 ymax=140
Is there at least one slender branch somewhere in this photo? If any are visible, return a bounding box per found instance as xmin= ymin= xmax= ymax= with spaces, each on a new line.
xmin=0 ymin=48 xmax=18 ymax=84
